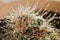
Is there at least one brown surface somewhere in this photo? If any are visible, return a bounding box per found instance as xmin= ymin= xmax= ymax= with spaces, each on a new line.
xmin=0 ymin=0 xmax=60 ymax=19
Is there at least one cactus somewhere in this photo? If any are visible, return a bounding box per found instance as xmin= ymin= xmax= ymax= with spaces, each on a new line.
xmin=0 ymin=3 xmax=60 ymax=40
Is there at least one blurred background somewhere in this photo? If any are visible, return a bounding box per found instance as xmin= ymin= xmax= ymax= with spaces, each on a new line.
xmin=0 ymin=0 xmax=60 ymax=18
xmin=0 ymin=0 xmax=60 ymax=5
